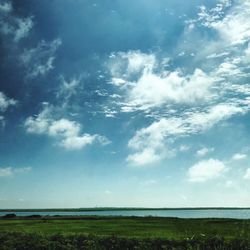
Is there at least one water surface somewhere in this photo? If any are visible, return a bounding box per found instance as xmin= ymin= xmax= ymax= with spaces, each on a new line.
xmin=1 ymin=209 xmax=250 ymax=219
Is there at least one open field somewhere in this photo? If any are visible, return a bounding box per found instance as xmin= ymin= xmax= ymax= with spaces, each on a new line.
xmin=0 ymin=216 xmax=250 ymax=240
xmin=1 ymin=217 xmax=250 ymax=249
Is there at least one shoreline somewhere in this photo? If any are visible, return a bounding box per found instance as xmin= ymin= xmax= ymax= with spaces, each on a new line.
xmin=1 ymin=215 xmax=250 ymax=221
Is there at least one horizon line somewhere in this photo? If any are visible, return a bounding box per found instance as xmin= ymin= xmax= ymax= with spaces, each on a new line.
xmin=1 ymin=206 xmax=250 ymax=211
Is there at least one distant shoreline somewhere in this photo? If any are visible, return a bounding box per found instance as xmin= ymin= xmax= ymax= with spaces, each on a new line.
xmin=1 ymin=207 xmax=250 ymax=212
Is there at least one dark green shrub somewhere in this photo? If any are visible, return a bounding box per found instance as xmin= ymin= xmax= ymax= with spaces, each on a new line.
xmin=2 ymin=213 xmax=16 ymax=219
xmin=0 ymin=232 xmax=249 ymax=250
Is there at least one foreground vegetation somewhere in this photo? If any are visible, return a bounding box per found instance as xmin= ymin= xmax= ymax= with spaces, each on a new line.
xmin=0 ymin=232 xmax=249 ymax=250
xmin=0 ymin=216 xmax=249 ymax=249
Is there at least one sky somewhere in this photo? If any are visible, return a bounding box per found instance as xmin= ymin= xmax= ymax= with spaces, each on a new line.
xmin=1 ymin=0 xmax=250 ymax=208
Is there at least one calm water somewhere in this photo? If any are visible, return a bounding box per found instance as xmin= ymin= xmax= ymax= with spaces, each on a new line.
xmin=1 ymin=209 xmax=250 ymax=219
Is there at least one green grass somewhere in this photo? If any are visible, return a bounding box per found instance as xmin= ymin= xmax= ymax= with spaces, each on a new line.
xmin=0 ymin=217 xmax=250 ymax=240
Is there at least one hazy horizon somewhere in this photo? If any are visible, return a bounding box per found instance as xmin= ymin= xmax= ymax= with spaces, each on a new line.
xmin=1 ymin=0 xmax=250 ymax=209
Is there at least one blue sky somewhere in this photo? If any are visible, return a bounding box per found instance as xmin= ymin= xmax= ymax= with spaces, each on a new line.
xmin=1 ymin=0 xmax=250 ymax=208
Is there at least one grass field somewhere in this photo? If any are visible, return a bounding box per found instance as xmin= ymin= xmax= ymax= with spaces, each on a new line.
xmin=0 ymin=216 xmax=250 ymax=240
xmin=1 ymin=217 xmax=250 ymax=249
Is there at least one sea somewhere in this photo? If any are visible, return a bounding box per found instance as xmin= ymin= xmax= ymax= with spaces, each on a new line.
xmin=1 ymin=209 xmax=250 ymax=219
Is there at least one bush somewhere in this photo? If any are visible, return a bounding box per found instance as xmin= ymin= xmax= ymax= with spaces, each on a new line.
xmin=2 ymin=213 xmax=16 ymax=219
xmin=0 ymin=232 xmax=249 ymax=250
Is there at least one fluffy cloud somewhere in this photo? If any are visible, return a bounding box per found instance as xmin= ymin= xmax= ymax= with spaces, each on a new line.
xmin=191 ymin=0 xmax=250 ymax=64
xmin=0 ymin=167 xmax=31 ymax=177
xmin=61 ymin=134 xmax=96 ymax=150
xmin=185 ymin=1 xmax=250 ymax=79
xmin=48 ymin=119 xmax=81 ymax=138
xmin=0 ymin=1 xmax=33 ymax=42
xmin=109 ymin=51 xmax=216 ymax=111
xmin=129 ymin=68 xmax=215 ymax=108
xmin=232 ymin=153 xmax=247 ymax=161
xmin=48 ymin=119 xmax=108 ymax=150
xmin=205 ymin=0 xmax=250 ymax=45
xmin=0 ymin=92 xmax=16 ymax=112
xmin=105 ymin=0 xmax=250 ymax=167
xmin=244 ymin=168 xmax=250 ymax=180
xmin=127 ymin=148 xmax=163 ymax=166
xmin=24 ymin=105 xmax=51 ymax=134
xmin=0 ymin=91 xmax=17 ymax=126
xmin=24 ymin=105 xmax=109 ymax=150
xmin=0 ymin=1 xmax=12 ymax=13
xmin=127 ymin=103 xmax=244 ymax=166
xmin=188 ymin=159 xmax=227 ymax=182
xmin=109 ymin=50 xmax=156 ymax=78
xmin=20 ymin=39 xmax=62 ymax=79
xmin=196 ymin=147 xmax=214 ymax=157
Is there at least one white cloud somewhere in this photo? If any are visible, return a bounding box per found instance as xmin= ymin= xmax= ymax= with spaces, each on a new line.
xmin=215 ymin=61 xmax=243 ymax=78
xmin=24 ymin=106 xmax=109 ymax=150
xmin=232 ymin=153 xmax=247 ymax=161
xmin=186 ymin=103 xmax=245 ymax=131
xmin=57 ymin=76 xmax=83 ymax=106
xmin=109 ymin=50 xmax=156 ymax=78
xmin=20 ymin=39 xmax=62 ymax=78
xmin=109 ymin=51 xmax=217 ymax=110
xmin=105 ymin=1 xmax=250 ymax=167
xmin=212 ymin=1 xmax=250 ymax=45
xmin=206 ymin=51 xmax=230 ymax=59
xmin=0 ymin=166 xmax=31 ymax=177
xmin=0 ymin=92 xmax=17 ymax=125
xmin=48 ymin=119 xmax=80 ymax=138
xmin=0 ymin=92 xmax=16 ymax=112
xmin=0 ymin=1 xmax=12 ymax=13
xmin=0 ymin=167 xmax=12 ymax=177
xmin=244 ymin=168 xmax=250 ymax=180
xmin=29 ymin=57 xmax=55 ymax=77
xmin=196 ymin=2 xmax=231 ymax=28
xmin=61 ymin=134 xmax=97 ymax=150
xmin=127 ymin=148 xmax=163 ymax=166
xmin=185 ymin=0 xmax=250 ymax=81
xmin=124 ymin=51 xmax=156 ymax=74
xmin=128 ymin=68 xmax=215 ymax=109
xmin=111 ymin=78 xmax=126 ymax=87
xmin=179 ymin=145 xmax=190 ymax=152
xmin=196 ymin=147 xmax=214 ymax=157
xmin=127 ymin=103 xmax=244 ymax=166
xmin=195 ymin=0 xmax=250 ymax=46
xmin=127 ymin=117 xmax=186 ymax=166
xmin=14 ymin=17 xmax=33 ymax=42
xmin=49 ymin=119 xmax=110 ymax=150
xmin=188 ymin=159 xmax=227 ymax=182
xmin=24 ymin=106 xmax=51 ymax=134
xmin=0 ymin=1 xmax=33 ymax=42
